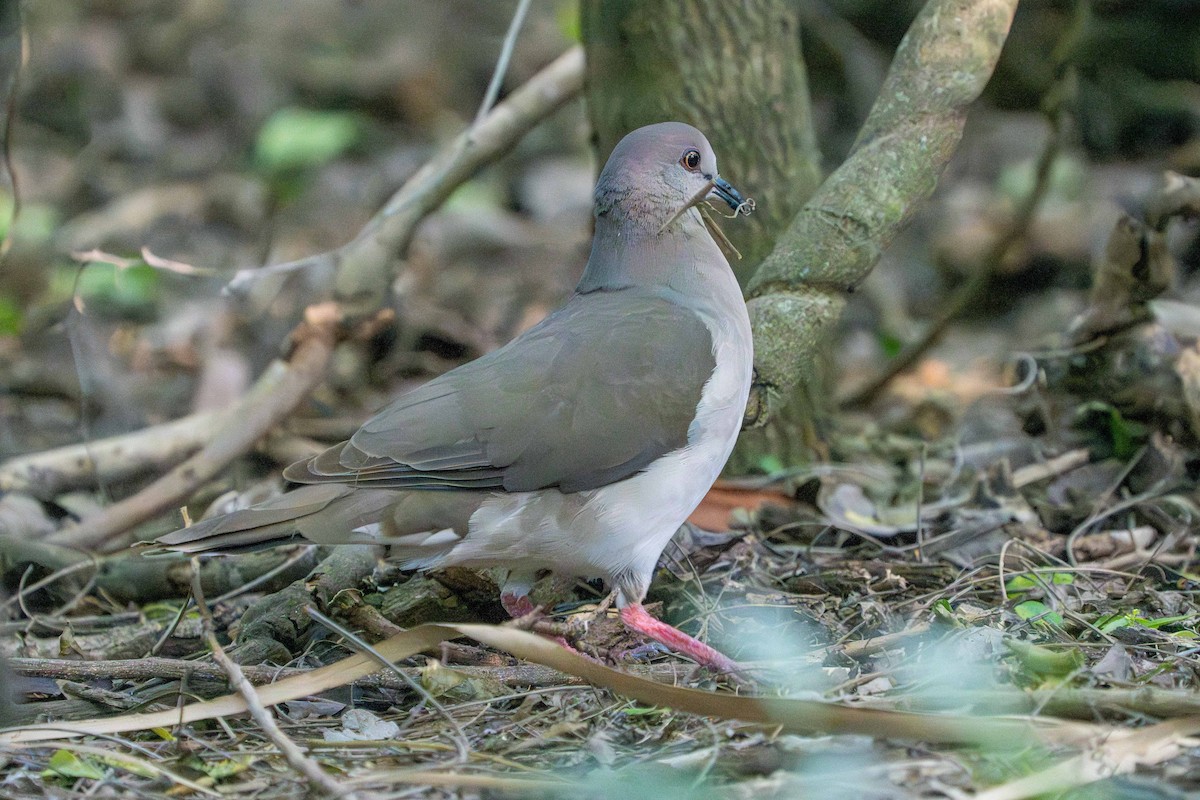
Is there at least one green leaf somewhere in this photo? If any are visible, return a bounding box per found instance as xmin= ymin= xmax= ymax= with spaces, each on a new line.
xmin=756 ymin=454 xmax=785 ymax=475
xmin=878 ymin=330 xmax=903 ymax=359
xmin=1096 ymin=612 xmax=1134 ymax=633
xmin=197 ymin=757 xmax=252 ymax=781
xmin=1138 ymin=614 xmax=1192 ymax=630
xmin=1005 ymin=572 xmax=1075 ymax=594
xmin=1005 ymin=639 xmax=1083 ymax=677
xmin=254 ymin=107 xmax=360 ymax=175
xmin=931 ymin=598 xmax=955 ymax=619
xmin=1074 ymin=401 xmax=1147 ymax=460
xmin=1013 ymin=600 xmax=1063 ymax=626
xmin=44 ymin=750 xmax=106 ymax=781
xmin=1005 ymin=575 xmax=1038 ymax=593
xmin=68 ymin=259 xmax=161 ymax=319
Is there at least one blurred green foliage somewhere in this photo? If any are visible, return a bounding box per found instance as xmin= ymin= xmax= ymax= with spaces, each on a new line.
xmin=254 ymin=107 xmax=361 ymax=176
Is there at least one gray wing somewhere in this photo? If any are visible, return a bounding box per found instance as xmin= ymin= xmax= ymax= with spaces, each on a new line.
xmin=285 ymin=288 xmax=714 ymax=493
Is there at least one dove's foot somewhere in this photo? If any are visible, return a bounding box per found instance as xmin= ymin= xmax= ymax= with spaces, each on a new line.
xmin=500 ymin=591 xmax=538 ymax=619
xmin=500 ymin=591 xmax=596 ymax=657
xmin=618 ymin=603 xmax=740 ymax=675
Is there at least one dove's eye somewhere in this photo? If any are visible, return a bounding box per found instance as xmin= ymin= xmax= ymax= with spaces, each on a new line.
xmin=680 ymin=149 xmax=701 ymax=172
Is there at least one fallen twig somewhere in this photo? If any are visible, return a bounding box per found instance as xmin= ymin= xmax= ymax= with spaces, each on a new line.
xmin=6 ymin=654 xmax=685 ymax=691
xmin=0 ymin=411 xmax=224 ymax=499
xmin=1010 ymin=449 xmax=1091 ymax=488
xmin=1 ymin=621 xmax=1109 ymax=748
xmin=189 ymin=558 xmax=357 ymax=799
xmin=46 ymin=305 xmax=342 ymax=552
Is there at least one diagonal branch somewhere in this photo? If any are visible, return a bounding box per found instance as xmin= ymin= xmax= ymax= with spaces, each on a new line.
xmin=46 ymin=305 xmax=342 ymax=552
xmin=0 ymin=46 xmax=585 ymax=538
xmin=743 ymin=0 xmax=1019 ymax=424
xmin=224 ymin=45 xmax=585 ymax=310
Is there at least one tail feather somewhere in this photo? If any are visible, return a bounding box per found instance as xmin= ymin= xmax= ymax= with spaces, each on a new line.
xmin=151 ymin=483 xmax=490 ymax=566
xmin=152 ymin=484 xmax=396 ymax=555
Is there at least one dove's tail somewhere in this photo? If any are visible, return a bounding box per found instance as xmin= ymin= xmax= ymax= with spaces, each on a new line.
xmin=149 ymin=483 xmax=397 ymax=555
xmin=149 ymin=484 xmax=485 ymax=565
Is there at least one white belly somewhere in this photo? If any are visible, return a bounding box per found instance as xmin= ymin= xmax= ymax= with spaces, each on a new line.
xmin=437 ymin=292 xmax=753 ymax=605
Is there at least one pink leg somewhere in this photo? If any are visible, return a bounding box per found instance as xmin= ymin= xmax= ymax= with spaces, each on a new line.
xmin=501 ymin=591 xmax=538 ymax=619
xmin=500 ymin=590 xmax=581 ymax=653
xmin=619 ymin=603 xmax=740 ymax=674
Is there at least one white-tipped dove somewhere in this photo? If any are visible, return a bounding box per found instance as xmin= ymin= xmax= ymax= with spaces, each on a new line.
xmin=157 ymin=122 xmax=754 ymax=672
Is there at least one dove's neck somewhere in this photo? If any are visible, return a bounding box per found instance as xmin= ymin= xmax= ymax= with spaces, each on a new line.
xmin=576 ymin=211 xmax=735 ymax=301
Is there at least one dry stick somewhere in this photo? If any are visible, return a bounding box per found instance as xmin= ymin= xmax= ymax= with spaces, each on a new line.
xmin=224 ymin=45 xmax=585 ymax=297
xmin=46 ymin=307 xmax=340 ymax=552
xmin=1010 ymin=449 xmax=1091 ymax=488
xmin=0 ymin=417 xmax=318 ymax=501
xmin=6 ymin=655 xmax=680 ymax=691
xmin=0 ymin=411 xmax=225 ymax=499
xmin=473 ymin=0 xmax=533 ymax=125
xmin=188 ymin=559 xmax=356 ymax=800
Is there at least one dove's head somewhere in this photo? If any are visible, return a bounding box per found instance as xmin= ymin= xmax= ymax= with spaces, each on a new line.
xmin=594 ymin=122 xmax=747 ymax=234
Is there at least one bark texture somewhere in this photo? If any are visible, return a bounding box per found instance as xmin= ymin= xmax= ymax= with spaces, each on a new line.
xmin=582 ymin=0 xmax=824 ymax=468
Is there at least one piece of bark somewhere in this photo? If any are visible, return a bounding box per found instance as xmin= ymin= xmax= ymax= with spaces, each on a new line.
xmin=231 ymin=545 xmax=382 ymax=665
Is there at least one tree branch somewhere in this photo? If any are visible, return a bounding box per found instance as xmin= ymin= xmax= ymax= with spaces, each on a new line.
xmin=46 ymin=305 xmax=341 ymax=552
xmin=744 ymin=0 xmax=1019 ymax=423
xmin=224 ymin=45 xmax=585 ymax=312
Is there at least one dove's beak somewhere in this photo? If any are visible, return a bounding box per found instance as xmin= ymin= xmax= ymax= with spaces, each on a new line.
xmin=660 ymin=175 xmax=753 ymax=234
xmin=708 ymin=177 xmax=745 ymax=211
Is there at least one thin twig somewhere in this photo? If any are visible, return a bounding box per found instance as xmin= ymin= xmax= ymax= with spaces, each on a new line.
xmin=474 ymin=0 xmax=533 ymax=125
xmin=837 ymin=16 xmax=1083 ymax=409
xmin=839 ymin=112 xmax=1064 ymax=407
xmin=189 ymin=558 xmax=357 ymax=800
xmin=0 ymin=1 xmax=23 ymax=261
xmin=46 ymin=305 xmax=342 ymax=552
xmin=305 ymin=606 xmax=473 ymax=764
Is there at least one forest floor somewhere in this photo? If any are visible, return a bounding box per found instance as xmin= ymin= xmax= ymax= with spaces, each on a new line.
xmin=2 ymin=3 xmax=1200 ymax=799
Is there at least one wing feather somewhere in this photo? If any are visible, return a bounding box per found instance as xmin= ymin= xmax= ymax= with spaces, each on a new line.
xmin=285 ymin=288 xmax=714 ymax=493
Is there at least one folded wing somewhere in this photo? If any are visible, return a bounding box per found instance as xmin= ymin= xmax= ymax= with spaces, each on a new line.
xmin=285 ymin=288 xmax=715 ymax=493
